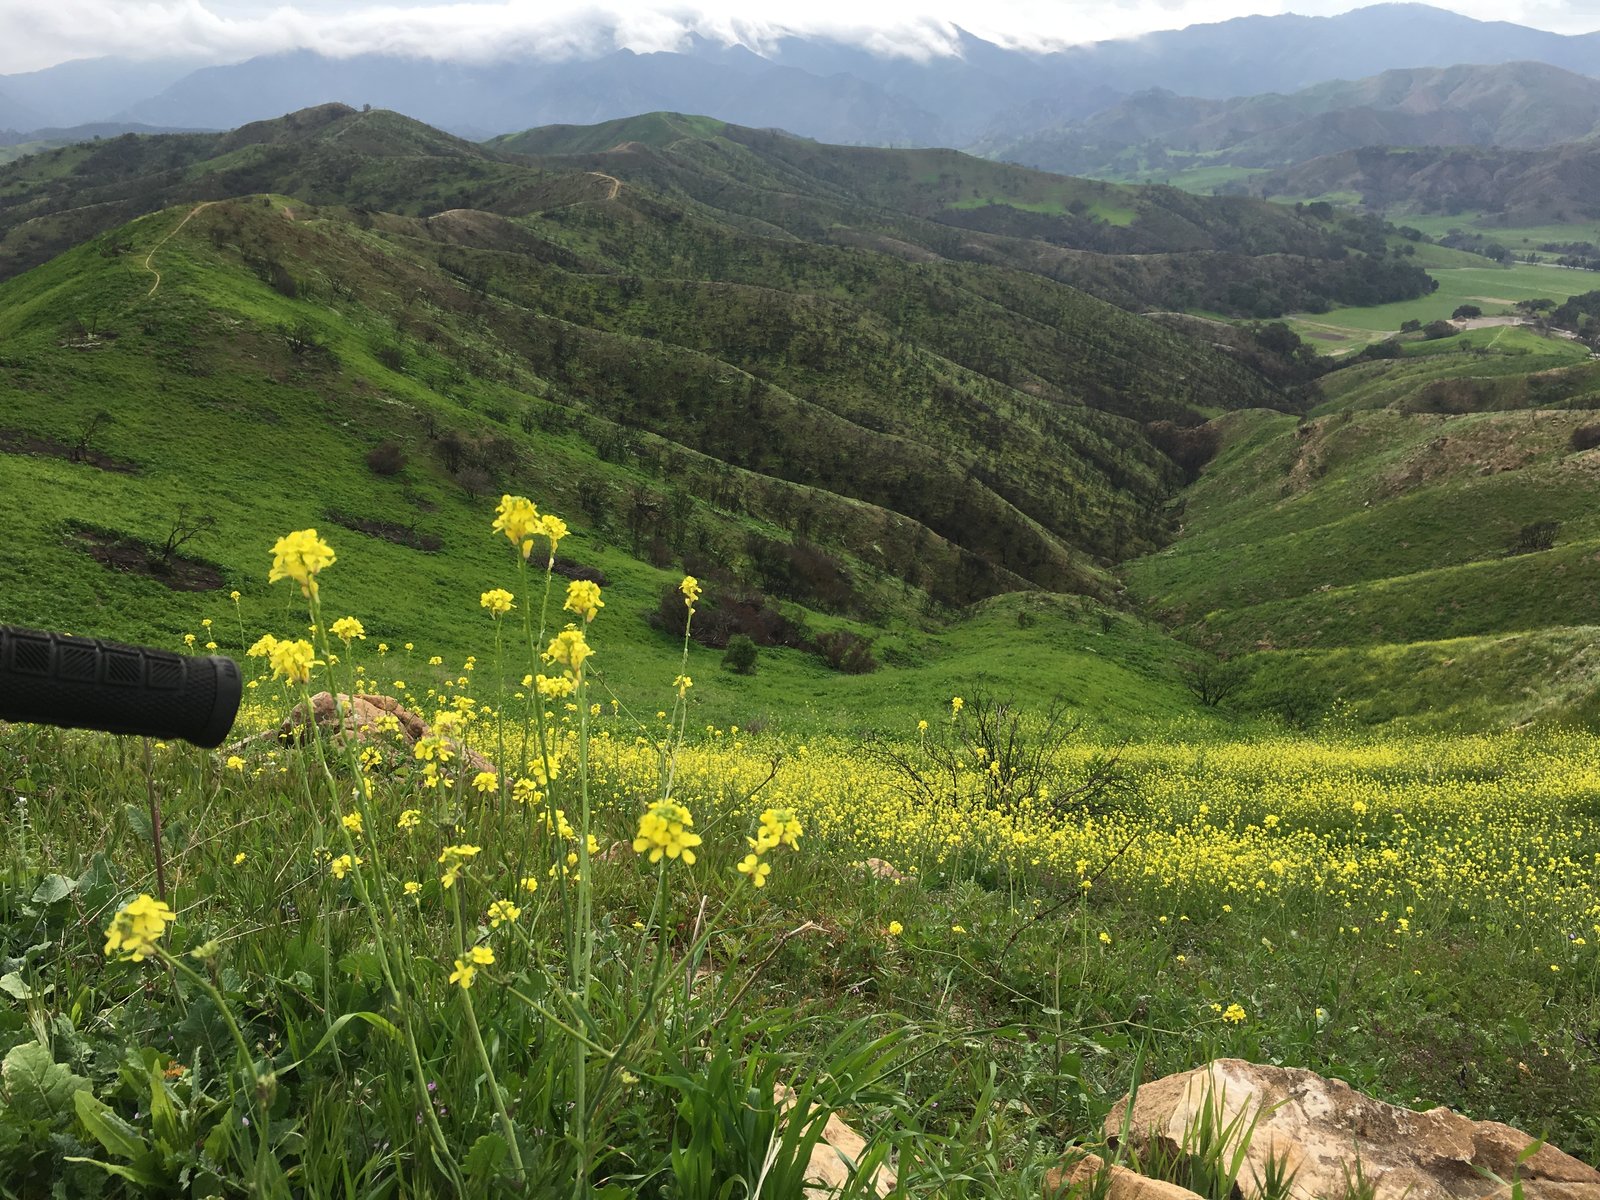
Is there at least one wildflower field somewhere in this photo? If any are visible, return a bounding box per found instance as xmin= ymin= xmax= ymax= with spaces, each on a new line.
xmin=2 ymin=500 xmax=1598 ymax=1198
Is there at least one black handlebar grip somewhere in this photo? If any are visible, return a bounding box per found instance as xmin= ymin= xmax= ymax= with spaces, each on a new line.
xmin=0 ymin=626 xmax=242 ymax=749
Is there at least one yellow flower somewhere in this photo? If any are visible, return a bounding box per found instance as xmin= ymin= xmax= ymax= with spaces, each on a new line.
xmin=632 ymin=799 xmax=702 ymax=865
xmin=397 ymin=809 xmax=422 ymax=830
xmin=404 ymin=881 xmax=422 ymax=897
xmin=757 ymin=807 xmax=803 ymax=851
xmin=673 ymin=674 xmax=692 ymax=698
xmin=544 ymin=628 xmax=593 ymax=677
xmin=230 ymin=590 xmax=241 ymax=602
xmin=449 ymin=958 xmax=477 ymax=989
xmin=268 ymin=529 xmax=335 ymax=598
xmin=487 ymin=899 xmax=521 ymax=928
xmin=104 ymin=894 xmax=176 ymax=962
xmin=438 ymin=844 xmax=481 ymax=888
xmin=245 ymin=633 xmax=278 ymax=658
xmin=183 ymin=633 xmax=195 ymax=647
xmin=232 ymin=852 xmax=246 ymax=866
xmin=535 ymin=673 xmax=576 ymax=699
xmin=492 ymin=494 xmax=541 ymax=558
xmin=330 ymin=853 xmax=361 ymax=879
xmin=472 ymin=771 xmax=499 ymax=794
xmin=342 ymin=811 xmax=363 ymax=835
xmin=887 ymin=921 xmax=904 ymax=937
xmin=269 ymin=639 xmax=317 ymax=684
xmin=540 ymin=514 xmax=568 ymax=552
xmin=1222 ymin=1003 xmax=1247 ymax=1024
xmin=480 ymin=588 xmax=515 ymax=617
xmin=1098 ymin=931 xmax=1112 ymax=945
xmin=225 ymin=755 xmax=245 ymax=771
xmin=330 ymin=616 xmax=365 ymax=642
xmin=679 ymin=575 xmax=701 ymax=609
xmin=469 ymin=945 xmax=495 ymax=966
xmin=564 ymin=579 xmax=604 ymax=623
xmin=519 ymin=876 xmax=539 ymax=894
xmin=950 ymin=924 xmax=967 ymax=934
xmin=951 ymin=696 xmax=964 ymax=718
xmin=737 ymin=853 xmax=772 ymax=887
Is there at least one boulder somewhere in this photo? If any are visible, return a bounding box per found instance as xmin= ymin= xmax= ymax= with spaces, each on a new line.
xmin=1105 ymin=1059 xmax=1600 ymax=1200
xmin=774 ymin=1085 xmax=896 ymax=1198
xmin=1045 ymin=1153 xmax=1204 ymax=1199
xmin=231 ymin=691 xmax=494 ymax=773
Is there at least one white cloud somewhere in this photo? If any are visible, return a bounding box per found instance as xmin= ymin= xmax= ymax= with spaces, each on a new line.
xmin=1 ymin=0 xmax=1595 ymax=74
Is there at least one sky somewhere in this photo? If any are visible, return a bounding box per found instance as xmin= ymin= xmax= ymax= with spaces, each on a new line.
xmin=2 ymin=0 xmax=1597 ymax=75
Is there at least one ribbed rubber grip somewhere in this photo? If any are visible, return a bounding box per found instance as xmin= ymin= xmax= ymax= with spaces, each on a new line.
xmin=0 ymin=625 xmax=242 ymax=749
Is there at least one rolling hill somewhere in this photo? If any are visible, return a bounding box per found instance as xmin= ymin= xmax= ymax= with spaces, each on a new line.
xmin=0 ymin=106 xmax=1347 ymax=713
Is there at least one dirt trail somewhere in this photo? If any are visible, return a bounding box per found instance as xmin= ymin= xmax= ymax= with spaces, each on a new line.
xmin=140 ymin=201 xmax=217 ymax=298
xmin=588 ymin=172 xmax=622 ymax=200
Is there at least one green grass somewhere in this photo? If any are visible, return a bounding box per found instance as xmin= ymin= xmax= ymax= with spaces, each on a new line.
xmin=1395 ymin=213 xmax=1600 ymax=249
xmin=1289 ymin=261 xmax=1596 ymax=347
xmin=4 ymin=627 xmax=1597 ymax=1194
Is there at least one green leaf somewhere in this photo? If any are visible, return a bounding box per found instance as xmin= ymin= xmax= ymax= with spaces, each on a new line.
xmin=0 ymin=972 xmax=32 ymax=1000
xmin=73 ymin=1091 xmax=146 ymax=1162
xmin=143 ymin=1062 xmax=182 ymax=1149
xmin=1 ymin=1041 xmax=90 ymax=1124
xmin=464 ymin=1131 xmax=508 ymax=1179
xmin=30 ymin=873 xmax=75 ymax=905
xmin=64 ymin=1156 xmax=162 ymax=1187
xmin=123 ymin=803 xmax=152 ymax=842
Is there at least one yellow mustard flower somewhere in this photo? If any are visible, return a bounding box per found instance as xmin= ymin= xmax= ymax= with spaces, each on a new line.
xmin=487 ymin=899 xmax=521 ymax=928
xmin=269 ymin=639 xmax=317 ymax=685
xmin=679 ymin=575 xmax=701 ymax=609
xmin=438 ymin=844 xmax=482 ymax=888
xmin=342 ymin=811 xmax=363 ymax=835
xmin=492 ymin=494 xmax=541 ymax=558
xmin=268 ymin=529 xmax=335 ymax=598
xmin=632 ymin=799 xmax=702 ymax=865
xmin=887 ymin=921 xmax=904 ymax=937
xmin=104 ymin=894 xmax=176 ymax=963
xmin=564 ymin=579 xmax=604 ymax=622
xmin=737 ymin=853 xmax=772 ymax=887
xmin=449 ymin=957 xmax=477 ymax=989
xmin=330 ymin=616 xmax=365 ymax=641
xmin=544 ymin=628 xmax=593 ymax=677
xmin=480 ymin=588 xmax=514 ymax=617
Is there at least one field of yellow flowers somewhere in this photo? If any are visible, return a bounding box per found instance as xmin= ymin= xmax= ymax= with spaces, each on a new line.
xmin=1 ymin=498 xmax=1597 ymax=1197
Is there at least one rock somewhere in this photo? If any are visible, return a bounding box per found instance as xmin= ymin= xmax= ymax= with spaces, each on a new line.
xmin=861 ymin=858 xmax=908 ymax=883
xmin=232 ymin=691 xmax=494 ymax=773
xmin=1044 ymin=1153 xmax=1204 ymax=1199
xmin=1105 ymin=1059 xmax=1600 ymax=1200
xmin=774 ymin=1085 xmax=896 ymax=1198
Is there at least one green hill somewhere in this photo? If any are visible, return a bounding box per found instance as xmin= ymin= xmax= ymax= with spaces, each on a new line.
xmin=1124 ymin=342 xmax=1600 ymax=726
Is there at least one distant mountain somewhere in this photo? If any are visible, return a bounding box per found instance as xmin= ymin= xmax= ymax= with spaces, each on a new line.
xmin=3 ymin=4 xmax=1597 ymax=149
xmin=0 ymin=56 xmax=205 ymax=128
xmin=0 ymin=121 xmax=202 ymax=147
xmin=1251 ymin=140 xmax=1600 ymax=224
xmin=986 ymin=62 xmax=1600 ymax=177
xmin=0 ymin=88 xmax=45 ymax=134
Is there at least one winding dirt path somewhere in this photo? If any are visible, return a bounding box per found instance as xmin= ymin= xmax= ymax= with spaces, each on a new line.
xmin=141 ymin=201 xmax=218 ymax=298
xmin=588 ymin=171 xmax=622 ymax=200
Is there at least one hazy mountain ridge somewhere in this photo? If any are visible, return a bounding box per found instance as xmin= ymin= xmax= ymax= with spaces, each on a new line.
xmin=985 ymin=61 xmax=1600 ymax=177
xmin=3 ymin=5 xmax=1598 ymax=150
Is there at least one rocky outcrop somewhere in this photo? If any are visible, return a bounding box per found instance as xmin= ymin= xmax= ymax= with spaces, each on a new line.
xmin=1104 ymin=1059 xmax=1600 ymax=1200
xmin=1045 ymin=1153 xmax=1204 ymax=1198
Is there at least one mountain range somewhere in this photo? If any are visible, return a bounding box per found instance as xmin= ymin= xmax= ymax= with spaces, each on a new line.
xmin=2 ymin=5 xmax=1598 ymax=150
xmin=984 ymin=61 xmax=1600 ymax=178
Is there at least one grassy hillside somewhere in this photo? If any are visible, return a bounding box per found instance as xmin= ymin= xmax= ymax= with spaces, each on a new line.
xmin=1 ymin=173 xmax=1261 ymax=731
xmin=1124 ymin=346 xmax=1600 ymax=725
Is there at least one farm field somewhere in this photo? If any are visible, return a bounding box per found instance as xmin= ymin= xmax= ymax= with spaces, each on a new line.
xmin=3 ymin=518 xmax=1598 ymax=1196
xmin=1288 ymin=260 xmax=1595 ymax=349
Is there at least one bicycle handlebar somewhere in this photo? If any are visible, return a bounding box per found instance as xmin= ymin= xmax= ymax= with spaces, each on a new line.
xmin=0 ymin=625 xmax=242 ymax=749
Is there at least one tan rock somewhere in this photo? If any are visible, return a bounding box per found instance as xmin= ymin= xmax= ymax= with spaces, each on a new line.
xmin=1044 ymin=1153 xmax=1205 ymax=1199
xmin=1105 ymin=1060 xmax=1600 ymax=1200
xmin=861 ymin=858 xmax=908 ymax=883
xmin=230 ymin=691 xmax=495 ymax=773
xmin=774 ymin=1085 xmax=896 ymax=1198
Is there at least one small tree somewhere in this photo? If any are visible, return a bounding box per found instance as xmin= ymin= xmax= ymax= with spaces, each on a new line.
xmin=69 ymin=410 xmax=113 ymax=463
xmin=1508 ymin=520 xmax=1559 ymax=555
xmin=1180 ymin=656 xmax=1245 ymax=708
xmin=365 ymin=440 xmax=408 ymax=476
xmin=722 ymin=634 xmax=759 ymax=676
xmin=148 ymin=504 xmax=216 ymax=574
xmin=1451 ymin=305 xmax=1482 ymax=320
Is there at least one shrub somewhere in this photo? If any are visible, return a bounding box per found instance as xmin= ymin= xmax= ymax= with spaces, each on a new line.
xmin=723 ymin=635 xmax=759 ymax=675
xmin=1508 ymin=520 xmax=1559 ymax=555
xmin=814 ymin=629 xmax=878 ymax=674
xmin=1569 ymin=424 xmax=1600 ymax=453
xmin=365 ymin=440 xmax=407 ymax=476
xmin=1452 ymin=305 xmax=1482 ymax=320
xmin=1422 ymin=320 xmax=1456 ymax=340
